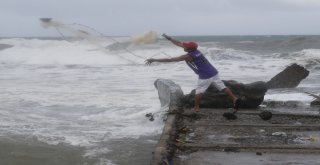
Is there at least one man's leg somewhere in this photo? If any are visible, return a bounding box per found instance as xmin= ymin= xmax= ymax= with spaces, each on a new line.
xmin=223 ymin=87 xmax=240 ymax=113
xmin=211 ymin=75 xmax=238 ymax=104
xmin=211 ymin=75 xmax=240 ymax=112
xmin=223 ymin=87 xmax=237 ymax=103
xmin=194 ymin=78 xmax=211 ymax=112
xmin=194 ymin=93 xmax=203 ymax=112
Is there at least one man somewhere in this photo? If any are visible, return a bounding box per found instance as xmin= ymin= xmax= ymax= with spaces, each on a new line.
xmin=145 ymin=34 xmax=241 ymax=112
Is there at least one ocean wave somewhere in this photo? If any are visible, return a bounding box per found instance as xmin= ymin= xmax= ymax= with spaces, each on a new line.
xmin=272 ymin=49 xmax=320 ymax=70
xmin=0 ymin=38 xmax=137 ymax=65
xmin=216 ymin=36 xmax=320 ymax=53
xmin=0 ymin=38 xmax=176 ymax=66
xmin=205 ymin=47 xmax=256 ymax=60
xmin=0 ymin=44 xmax=13 ymax=51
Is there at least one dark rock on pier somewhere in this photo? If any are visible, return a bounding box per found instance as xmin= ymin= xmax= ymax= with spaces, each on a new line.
xmin=259 ymin=111 xmax=273 ymax=120
xmin=182 ymin=63 xmax=309 ymax=109
xmin=183 ymin=80 xmax=268 ymax=109
xmin=267 ymin=63 xmax=309 ymax=89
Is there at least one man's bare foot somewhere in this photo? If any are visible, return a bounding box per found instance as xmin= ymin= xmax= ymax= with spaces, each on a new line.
xmin=194 ymin=107 xmax=200 ymax=112
xmin=233 ymin=98 xmax=241 ymax=113
xmin=232 ymin=108 xmax=238 ymax=114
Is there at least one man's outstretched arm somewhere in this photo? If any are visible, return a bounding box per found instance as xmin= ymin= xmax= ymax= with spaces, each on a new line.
xmin=162 ymin=34 xmax=184 ymax=48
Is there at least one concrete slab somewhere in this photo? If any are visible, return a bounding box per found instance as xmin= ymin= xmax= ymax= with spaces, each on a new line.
xmin=171 ymin=108 xmax=320 ymax=164
xmin=178 ymin=151 xmax=320 ymax=165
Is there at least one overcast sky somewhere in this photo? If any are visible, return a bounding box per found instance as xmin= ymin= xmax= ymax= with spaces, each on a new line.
xmin=1 ymin=0 xmax=320 ymax=37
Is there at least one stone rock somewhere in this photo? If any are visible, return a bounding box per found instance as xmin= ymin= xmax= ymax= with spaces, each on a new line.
xmin=256 ymin=152 xmax=263 ymax=156
xmin=305 ymin=92 xmax=320 ymax=107
xmin=311 ymin=99 xmax=320 ymax=106
xmin=223 ymin=112 xmax=237 ymax=120
xmin=259 ymin=111 xmax=272 ymax=120
xmin=182 ymin=80 xmax=268 ymax=108
xmin=267 ymin=63 xmax=309 ymax=89
xmin=182 ymin=63 xmax=309 ymax=109
xmin=154 ymin=79 xmax=184 ymax=111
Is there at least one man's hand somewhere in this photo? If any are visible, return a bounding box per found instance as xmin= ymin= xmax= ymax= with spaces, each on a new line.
xmin=162 ymin=34 xmax=172 ymax=40
xmin=162 ymin=33 xmax=183 ymax=48
xmin=145 ymin=58 xmax=155 ymax=65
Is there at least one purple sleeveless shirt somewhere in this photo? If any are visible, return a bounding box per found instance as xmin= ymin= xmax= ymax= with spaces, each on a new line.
xmin=186 ymin=50 xmax=218 ymax=79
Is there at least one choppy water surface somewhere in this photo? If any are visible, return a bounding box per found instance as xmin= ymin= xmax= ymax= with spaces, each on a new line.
xmin=0 ymin=36 xmax=319 ymax=164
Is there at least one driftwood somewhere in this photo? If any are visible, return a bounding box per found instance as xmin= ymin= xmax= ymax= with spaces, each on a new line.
xmin=182 ymin=63 xmax=309 ymax=108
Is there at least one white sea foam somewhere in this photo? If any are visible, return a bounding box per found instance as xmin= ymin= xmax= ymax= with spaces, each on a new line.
xmin=0 ymin=38 xmax=176 ymax=159
xmin=272 ymin=48 xmax=320 ymax=71
xmin=293 ymin=49 xmax=320 ymax=69
xmin=265 ymin=93 xmax=314 ymax=102
xmin=0 ymin=38 xmax=133 ymax=65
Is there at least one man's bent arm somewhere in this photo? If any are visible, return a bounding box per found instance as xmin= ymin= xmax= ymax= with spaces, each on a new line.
xmin=155 ymin=55 xmax=191 ymax=62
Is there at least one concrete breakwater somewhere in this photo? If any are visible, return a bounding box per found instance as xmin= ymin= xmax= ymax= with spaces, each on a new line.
xmin=151 ymin=79 xmax=320 ymax=165
xmin=150 ymin=79 xmax=184 ymax=165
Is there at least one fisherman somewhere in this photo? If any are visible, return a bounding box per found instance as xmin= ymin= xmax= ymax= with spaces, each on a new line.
xmin=145 ymin=34 xmax=241 ymax=112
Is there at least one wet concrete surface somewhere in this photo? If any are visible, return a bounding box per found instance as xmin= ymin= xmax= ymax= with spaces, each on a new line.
xmin=179 ymin=151 xmax=320 ymax=165
xmin=172 ymin=108 xmax=320 ymax=165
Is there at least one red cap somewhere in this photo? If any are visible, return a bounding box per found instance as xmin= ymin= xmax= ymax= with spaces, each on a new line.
xmin=182 ymin=42 xmax=198 ymax=50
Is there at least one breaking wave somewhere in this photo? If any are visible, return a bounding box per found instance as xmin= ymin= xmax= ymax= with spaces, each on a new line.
xmin=0 ymin=38 xmax=158 ymax=66
xmin=272 ymin=49 xmax=320 ymax=70
xmin=215 ymin=36 xmax=320 ymax=54
xmin=0 ymin=43 xmax=13 ymax=51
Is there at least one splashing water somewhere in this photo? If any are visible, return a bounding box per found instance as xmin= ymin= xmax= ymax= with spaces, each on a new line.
xmin=1 ymin=35 xmax=320 ymax=164
xmin=39 ymin=18 xmax=161 ymax=64
xmin=131 ymin=31 xmax=158 ymax=45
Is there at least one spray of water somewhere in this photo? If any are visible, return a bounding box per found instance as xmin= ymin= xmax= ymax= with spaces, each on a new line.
xmin=131 ymin=31 xmax=158 ymax=45
xmin=39 ymin=18 xmax=165 ymax=64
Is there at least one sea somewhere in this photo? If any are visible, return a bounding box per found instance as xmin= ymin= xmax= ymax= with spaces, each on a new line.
xmin=0 ymin=35 xmax=320 ymax=165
